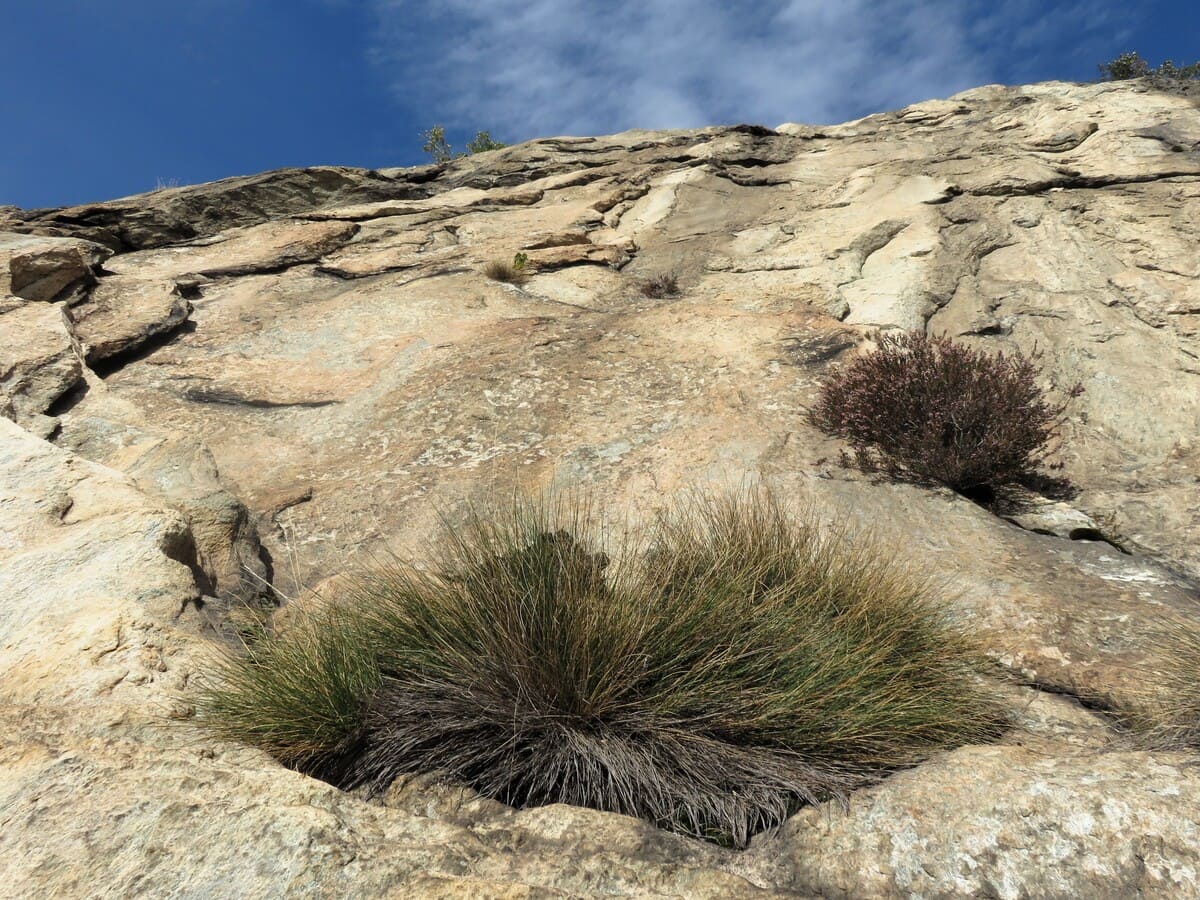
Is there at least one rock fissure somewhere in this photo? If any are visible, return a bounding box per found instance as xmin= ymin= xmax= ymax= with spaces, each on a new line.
xmin=180 ymin=385 xmax=341 ymax=409
xmin=968 ymin=171 xmax=1200 ymax=197
xmin=82 ymin=308 xmax=195 ymax=376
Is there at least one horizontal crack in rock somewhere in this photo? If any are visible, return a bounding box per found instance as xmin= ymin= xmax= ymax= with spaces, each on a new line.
xmin=181 ymin=386 xmax=339 ymax=409
xmin=968 ymin=171 xmax=1200 ymax=196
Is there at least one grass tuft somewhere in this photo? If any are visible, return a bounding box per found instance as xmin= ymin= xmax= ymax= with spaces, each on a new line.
xmin=1121 ymin=615 xmax=1200 ymax=750
xmin=639 ymin=272 xmax=680 ymax=298
xmin=483 ymin=253 xmax=530 ymax=285
xmin=196 ymin=488 xmax=1007 ymax=846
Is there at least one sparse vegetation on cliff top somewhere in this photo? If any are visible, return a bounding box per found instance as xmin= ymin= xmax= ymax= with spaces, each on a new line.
xmin=1099 ymin=51 xmax=1200 ymax=81
xmin=421 ymin=125 xmax=508 ymax=163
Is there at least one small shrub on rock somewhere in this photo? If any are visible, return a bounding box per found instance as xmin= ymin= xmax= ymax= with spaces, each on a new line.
xmin=465 ymin=130 xmax=507 ymax=155
xmin=483 ymin=252 xmax=530 ymax=285
xmin=421 ymin=125 xmax=508 ymax=163
xmin=639 ymin=272 xmax=679 ymax=298
xmin=1099 ymin=51 xmax=1152 ymax=80
xmin=196 ymin=488 xmax=1005 ymax=846
xmin=810 ymin=331 xmax=1079 ymax=501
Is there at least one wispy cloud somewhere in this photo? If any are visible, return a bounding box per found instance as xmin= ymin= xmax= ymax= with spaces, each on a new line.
xmin=365 ymin=0 xmax=1124 ymax=140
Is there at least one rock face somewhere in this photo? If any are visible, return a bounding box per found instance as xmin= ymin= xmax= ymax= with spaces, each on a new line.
xmin=2 ymin=79 xmax=1200 ymax=897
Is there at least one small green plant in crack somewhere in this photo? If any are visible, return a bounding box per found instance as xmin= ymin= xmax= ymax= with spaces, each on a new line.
xmin=810 ymin=330 xmax=1082 ymax=503
xmin=421 ymin=125 xmax=508 ymax=163
xmin=639 ymin=271 xmax=680 ymax=298
xmin=195 ymin=487 xmax=1007 ymax=847
xmin=483 ymin=252 xmax=530 ymax=285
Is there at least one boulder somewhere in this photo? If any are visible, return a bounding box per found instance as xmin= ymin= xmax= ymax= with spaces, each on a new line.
xmin=0 ymin=232 xmax=111 ymax=303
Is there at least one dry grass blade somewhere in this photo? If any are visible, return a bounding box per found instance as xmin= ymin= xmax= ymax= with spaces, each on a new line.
xmin=1116 ymin=614 xmax=1200 ymax=750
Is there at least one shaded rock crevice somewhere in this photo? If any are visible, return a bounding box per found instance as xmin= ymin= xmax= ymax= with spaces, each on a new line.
xmin=181 ymin=385 xmax=340 ymax=410
xmin=968 ymin=170 xmax=1200 ymax=197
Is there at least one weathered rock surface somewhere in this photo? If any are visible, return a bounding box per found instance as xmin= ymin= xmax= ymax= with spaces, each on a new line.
xmin=3 ymin=79 xmax=1200 ymax=897
xmin=777 ymin=745 xmax=1200 ymax=898
xmin=68 ymin=276 xmax=194 ymax=365
xmin=0 ymin=297 xmax=81 ymax=426
xmin=48 ymin=381 xmax=269 ymax=603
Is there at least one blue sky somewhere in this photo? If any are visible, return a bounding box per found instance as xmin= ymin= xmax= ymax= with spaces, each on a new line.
xmin=2 ymin=0 xmax=1195 ymax=209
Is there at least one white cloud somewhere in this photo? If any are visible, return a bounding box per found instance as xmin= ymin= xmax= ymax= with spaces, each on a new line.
xmin=365 ymin=0 xmax=1122 ymax=140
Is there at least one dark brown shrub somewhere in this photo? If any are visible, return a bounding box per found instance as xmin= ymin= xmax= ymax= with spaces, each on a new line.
xmin=639 ymin=272 xmax=679 ymax=298
xmin=810 ymin=331 xmax=1079 ymax=500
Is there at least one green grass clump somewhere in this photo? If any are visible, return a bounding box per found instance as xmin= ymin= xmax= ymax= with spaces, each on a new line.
xmin=196 ymin=489 xmax=1007 ymax=846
